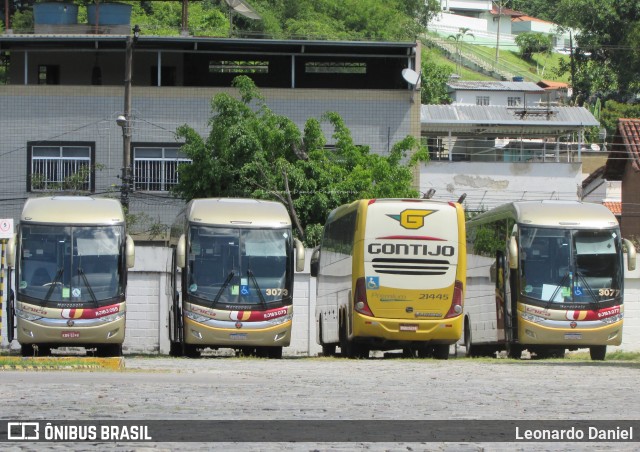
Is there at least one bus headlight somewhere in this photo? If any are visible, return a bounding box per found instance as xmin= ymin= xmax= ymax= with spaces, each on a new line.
xmin=98 ymin=312 xmax=126 ymax=323
xmin=185 ymin=310 xmax=209 ymax=324
xmin=600 ymin=313 xmax=624 ymax=324
xmin=521 ymin=312 xmax=546 ymax=324
xmin=266 ymin=313 xmax=293 ymax=326
xmin=16 ymin=308 xmax=42 ymax=322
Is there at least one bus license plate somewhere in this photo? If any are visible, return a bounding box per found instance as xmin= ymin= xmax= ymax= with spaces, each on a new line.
xmin=62 ymin=331 xmax=80 ymax=338
xmin=400 ymin=324 xmax=418 ymax=332
xmin=564 ymin=333 xmax=582 ymax=340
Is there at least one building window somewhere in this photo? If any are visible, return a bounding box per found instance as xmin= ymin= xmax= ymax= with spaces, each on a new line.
xmin=133 ymin=144 xmax=191 ymax=192
xmin=208 ymin=60 xmax=269 ymax=74
xmin=508 ymin=96 xmax=522 ymax=106
xmin=28 ymin=142 xmax=94 ymax=192
xmin=305 ymin=62 xmax=367 ymax=74
xmin=476 ymin=96 xmax=490 ymax=106
xmin=37 ymin=65 xmax=59 ymax=85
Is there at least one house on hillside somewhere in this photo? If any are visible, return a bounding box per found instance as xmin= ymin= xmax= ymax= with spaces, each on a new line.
xmin=419 ymin=102 xmax=600 ymax=211
xmin=447 ymin=80 xmax=544 ymax=107
xmin=537 ymin=80 xmax=571 ymax=105
xmin=603 ymin=118 xmax=640 ymax=239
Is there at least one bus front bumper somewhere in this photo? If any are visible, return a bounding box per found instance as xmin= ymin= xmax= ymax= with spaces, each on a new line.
xmin=518 ymin=318 xmax=623 ymax=346
xmin=17 ymin=316 xmax=125 ymax=345
xmin=184 ymin=317 xmax=292 ymax=347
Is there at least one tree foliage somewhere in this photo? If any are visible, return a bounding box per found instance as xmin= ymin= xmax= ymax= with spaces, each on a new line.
xmin=515 ymin=32 xmax=553 ymax=61
xmin=172 ymin=76 xmax=428 ymax=246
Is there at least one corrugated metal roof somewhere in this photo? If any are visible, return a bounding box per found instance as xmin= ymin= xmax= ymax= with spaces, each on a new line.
xmin=421 ymin=105 xmax=599 ymax=135
xmin=447 ymin=81 xmax=544 ymax=92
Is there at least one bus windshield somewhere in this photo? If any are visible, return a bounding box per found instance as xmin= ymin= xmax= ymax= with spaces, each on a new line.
xmin=519 ymin=226 xmax=623 ymax=305
xmin=187 ymin=226 xmax=291 ymax=306
xmin=19 ymin=224 xmax=124 ymax=304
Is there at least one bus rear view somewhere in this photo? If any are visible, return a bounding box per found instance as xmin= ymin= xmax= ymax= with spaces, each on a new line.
xmin=313 ymin=199 xmax=466 ymax=359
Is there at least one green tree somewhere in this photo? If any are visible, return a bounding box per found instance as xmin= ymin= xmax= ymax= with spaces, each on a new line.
xmin=173 ymin=76 xmax=428 ymax=246
xmin=554 ymin=0 xmax=640 ymax=102
xmin=515 ymin=32 xmax=553 ymax=61
xmin=447 ymin=28 xmax=475 ymax=74
xmin=420 ymin=58 xmax=453 ymax=105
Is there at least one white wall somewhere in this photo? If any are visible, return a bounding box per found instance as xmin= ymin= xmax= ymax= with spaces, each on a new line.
xmin=420 ymin=161 xmax=583 ymax=211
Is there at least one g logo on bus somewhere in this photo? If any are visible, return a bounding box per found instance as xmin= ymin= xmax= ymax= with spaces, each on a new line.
xmin=387 ymin=209 xmax=435 ymax=230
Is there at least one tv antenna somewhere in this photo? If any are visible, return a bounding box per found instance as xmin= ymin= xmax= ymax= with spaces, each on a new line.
xmin=224 ymin=0 xmax=262 ymax=35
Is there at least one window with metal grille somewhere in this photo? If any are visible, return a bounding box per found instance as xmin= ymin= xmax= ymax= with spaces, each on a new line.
xmin=28 ymin=143 xmax=93 ymax=192
xmin=476 ymin=96 xmax=490 ymax=106
xmin=508 ymin=96 xmax=522 ymax=107
xmin=133 ymin=145 xmax=191 ymax=192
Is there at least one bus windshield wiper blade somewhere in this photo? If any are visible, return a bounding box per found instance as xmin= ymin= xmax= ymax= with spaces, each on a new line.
xmin=213 ymin=271 xmax=235 ymax=304
xmin=77 ymin=267 xmax=97 ymax=304
xmin=247 ymin=269 xmax=268 ymax=308
xmin=44 ymin=267 xmax=64 ymax=302
xmin=546 ymin=272 xmax=570 ymax=308
xmin=575 ymin=271 xmax=599 ymax=306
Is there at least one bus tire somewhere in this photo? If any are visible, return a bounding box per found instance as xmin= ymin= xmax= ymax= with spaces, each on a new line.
xmin=507 ymin=342 xmax=523 ymax=359
xmin=169 ymin=341 xmax=183 ymax=357
xmin=20 ymin=344 xmax=35 ymax=357
xmin=97 ymin=344 xmax=122 ymax=357
xmin=267 ymin=347 xmax=283 ymax=359
xmin=183 ymin=343 xmax=200 ymax=358
xmin=432 ymin=344 xmax=450 ymax=360
xmin=590 ymin=345 xmax=606 ymax=361
xmin=464 ymin=321 xmax=477 ymax=357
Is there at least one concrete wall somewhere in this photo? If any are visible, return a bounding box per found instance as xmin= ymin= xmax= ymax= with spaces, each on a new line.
xmin=420 ymin=161 xmax=582 ymax=211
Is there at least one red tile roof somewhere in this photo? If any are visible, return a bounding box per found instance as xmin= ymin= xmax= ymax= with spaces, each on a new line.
xmin=603 ymin=201 xmax=622 ymax=216
xmin=604 ymin=118 xmax=640 ymax=180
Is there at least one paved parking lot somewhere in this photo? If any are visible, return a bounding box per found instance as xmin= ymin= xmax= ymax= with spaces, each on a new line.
xmin=2 ymin=356 xmax=639 ymax=451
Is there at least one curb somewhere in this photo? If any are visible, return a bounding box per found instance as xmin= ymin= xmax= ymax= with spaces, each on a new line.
xmin=0 ymin=357 xmax=125 ymax=371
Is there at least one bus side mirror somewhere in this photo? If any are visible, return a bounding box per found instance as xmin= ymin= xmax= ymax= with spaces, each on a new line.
xmin=624 ymin=238 xmax=637 ymax=271
xmin=176 ymin=234 xmax=186 ymax=269
xmin=508 ymin=236 xmax=518 ymax=269
xmin=126 ymin=235 xmax=135 ymax=268
xmin=295 ymin=238 xmax=305 ymax=272
xmin=310 ymin=247 xmax=320 ymax=278
xmin=6 ymin=233 xmax=16 ymax=268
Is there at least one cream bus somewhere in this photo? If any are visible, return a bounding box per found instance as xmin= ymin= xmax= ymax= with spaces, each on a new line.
xmin=7 ymin=196 xmax=135 ymax=357
xmin=465 ymin=201 xmax=636 ymax=360
xmin=169 ymin=198 xmax=305 ymax=358
xmin=310 ymin=198 xmax=466 ymax=359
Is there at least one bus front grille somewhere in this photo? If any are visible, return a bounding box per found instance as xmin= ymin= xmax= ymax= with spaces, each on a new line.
xmin=371 ymin=258 xmax=450 ymax=276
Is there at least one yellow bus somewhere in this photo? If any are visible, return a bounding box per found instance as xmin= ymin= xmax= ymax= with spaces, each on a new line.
xmin=169 ymin=198 xmax=305 ymax=358
xmin=310 ymin=198 xmax=466 ymax=359
xmin=465 ymin=201 xmax=636 ymax=360
xmin=7 ymin=196 xmax=135 ymax=357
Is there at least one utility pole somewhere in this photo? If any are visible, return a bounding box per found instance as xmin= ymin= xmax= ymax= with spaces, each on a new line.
xmin=119 ymin=25 xmax=139 ymax=211
xmin=495 ymin=0 xmax=503 ymax=66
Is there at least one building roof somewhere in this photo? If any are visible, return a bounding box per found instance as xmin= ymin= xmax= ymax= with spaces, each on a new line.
xmin=0 ymin=34 xmax=416 ymax=57
xmin=421 ymin=104 xmax=599 ymax=136
xmin=603 ymin=201 xmax=622 ymax=216
xmin=604 ymin=118 xmax=640 ymax=180
xmin=537 ymin=80 xmax=569 ymax=90
xmin=447 ymin=80 xmax=544 ymax=93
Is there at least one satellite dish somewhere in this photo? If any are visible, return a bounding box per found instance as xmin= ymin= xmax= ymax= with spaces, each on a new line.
xmin=402 ymin=68 xmax=421 ymax=86
xmin=224 ymin=0 xmax=262 ymax=20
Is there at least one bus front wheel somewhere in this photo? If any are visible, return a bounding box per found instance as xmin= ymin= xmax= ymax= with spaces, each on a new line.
xmin=96 ymin=344 xmax=122 ymax=357
xmin=590 ymin=345 xmax=607 ymax=361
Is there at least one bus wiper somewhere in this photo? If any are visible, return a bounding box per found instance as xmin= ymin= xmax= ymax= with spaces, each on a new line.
xmin=77 ymin=267 xmax=97 ymax=304
xmin=44 ymin=267 xmax=64 ymax=302
xmin=546 ymin=272 xmax=571 ymax=308
xmin=247 ymin=269 xmax=268 ymax=308
xmin=213 ymin=271 xmax=235 ymax=304
xmin=575 ymin=271 xmax=599 ymax=307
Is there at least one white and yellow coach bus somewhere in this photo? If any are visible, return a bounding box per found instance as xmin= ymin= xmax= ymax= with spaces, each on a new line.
xmin=465 ymin=201 xmax=636 ymax=360
xmin=169 ymin=198 xmax=305 ymax=358
xmin=7 ymin=196 xmax=135 ymax=357
xmin=310 ymin=198 xmax=466 ymax=359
